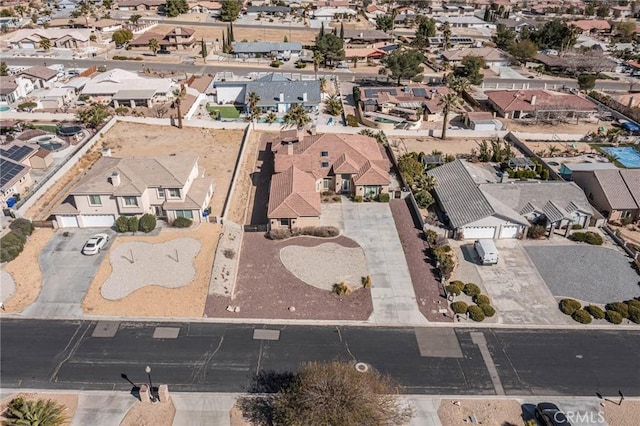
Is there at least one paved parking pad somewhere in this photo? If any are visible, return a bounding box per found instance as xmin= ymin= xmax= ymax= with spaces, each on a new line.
xmin=525 ymin=245 xmax=640 ymax=304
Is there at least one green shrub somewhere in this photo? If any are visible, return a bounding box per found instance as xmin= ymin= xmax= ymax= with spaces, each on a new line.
xmin=479 ymin=304 xmax=495 ymax=317
xmin=445 ymin=284 xmax=462 ymax=296
xmin=605 ymin=310 xmax=623 ymax=324
xmin=605 ymin=302 xmax=629 ymax=318
xmin=346 ymin=114 xmax=359 ymax=127
xmin=585 ymin=305 xmax=605 ymax=319
xmin=625 ymin=299 xmax=640 ymax=311
xmin=527 ymin=224 xmax=546 ymax=239
xmin=353 ymin=195 xmax=363 ymax=203
xmin=571 ymin=231 xmax=603 ymax=245
xmin=115 ymin=215 xmax=129 ymax=233
xmin=1 ymin=245 xmax=22 ymax=263
xmin=572 ymin=309 xmax=592 ymax=324
xmin=266 ymin=228 xmax=291 ymax=240
xmin=296 ymin=226 xmax=340 ymax=238
xmin=173 ymin=217 xmax=193 ymax=228
xmin=449 ymin=280 xmax=465 ymax=293
xmin=462 ymin=283 xmax=481 ymax=297
xmin=138 ymin=213 xmax=157 ymax=233
xmin=127 ymin=216 xmax=139 ymax=233
xmin=270 ymin=60 xmax=282 ymax=68
xmin=473 ymin=294 xmax=490 ymax=305
xmin=571 ymin=224 xmax=583 ymax=230
xmin=333 ymin=281 xmax=352 ymax=296
xmin=629 ymin=309 xmax=640 ymax=324
xmin=376 ymin=193 xmax=390 ymax=202
xmin=9 ymin=218 xmax=34 ymax=238
xmin=451 ymin=301 xmax=468 ymax=314
xmin=559 ymin=298 xmax=581 ymax=315
xmin=467 ymin=305 xmax=485 ymax=322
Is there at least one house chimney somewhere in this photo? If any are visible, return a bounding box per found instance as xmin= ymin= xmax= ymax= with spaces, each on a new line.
xmin=302 ymin=92 xmax=308 ymax=102
xmin=360 ymin=32 xmax=364 ymax=38
xmin=530 ymin=95 xmax=536 ymax=105
xmin=110 ymin=171 xmax=121 ymax=186
xmin=102 ymin=147 xmax=111 ymax=157
xmin=279 ymin=93 xmax=284 ymax=102
xmin=287 ymin=141 xmax=293 ymax=155
xmin=175 ymin=27 xmax=181 ymax=35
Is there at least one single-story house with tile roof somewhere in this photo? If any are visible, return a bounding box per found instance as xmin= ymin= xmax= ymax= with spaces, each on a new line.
xmin=129 ymin=27 xmax=195 ymax=50
xmin=571 ymin=169 xmax=640 ymax=222
xmin=268 ymin=131 xmax=391 ymax=228
xmin=441 ymin=47 xmax=511 ymax=68
xmin=17 ymin=66 xmax=59 ymax=89
xmin=81 ymin=68 xmax=176 ymax=107
xmin=231 ymin=41 xmax=303 ymax=58
xmin=343 ymin=29 xmax=393 ymax=44
xmin=436 ymin=16 xmax=495 ymax=29
xmin=118 ymin=0 xmax=166 ymax=11
xmin=188 ymin=1 xmax=222 ymax=14
xmin=53 ymin=155 xmax=214 ymax=228
xmin=427 ymin=160 xmax=599 ymax=239
xmin=344 ymin=46 xmax=387 ymax=62
xmin=267 ymin=165 xmax=322 ymax=229
xmin=6 ymin=28 xmax=91 ymax=49
xmin=313 ymin=7 xmax=357 ymax=20
xmin=571 ymin=19 xmax=611 ymax=33
xmin=214 ymin=73 xmax=321 ymax=114
xmin=360 ymin=84 xmax=452 ymax=122
xmin=486 ymin=89 xmax=598 ymax=120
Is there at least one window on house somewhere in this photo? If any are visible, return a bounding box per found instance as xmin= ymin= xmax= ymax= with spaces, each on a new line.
xmin=280 ymin=218 xmax=290 ymax=226
xmin=88 ymin=195 xmax=102 ymax=206
xmin=176 ymin=210 xmax=193 ymax=219
xmin=123 ymin=196 xmax=138 ymax=206
xmin=321 ymin=161 xmax=330 ymax=168
xmin=323 ymin=178 xmax=331 ymax=189
xmin=168 ymin=188 xmax=181 ymax=198
xmin=321 ymin=151 xmax=329 ymax=157
xmin=157 ymin=188 xmax=165 ymax=198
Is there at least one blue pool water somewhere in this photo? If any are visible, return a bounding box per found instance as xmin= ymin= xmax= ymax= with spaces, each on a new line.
xmin=0 ymin=106 xmax=9 ymax=112
xmin=602 ymin=147 xmax=640 ymax=168
xmin=258 ymin=118 xmax=285 ymax=124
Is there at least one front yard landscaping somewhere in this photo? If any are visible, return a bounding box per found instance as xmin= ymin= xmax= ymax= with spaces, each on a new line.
xmin=206 ymin=104 xmax=242 ymax=119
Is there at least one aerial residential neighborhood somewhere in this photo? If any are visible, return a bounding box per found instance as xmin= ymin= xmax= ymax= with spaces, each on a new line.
xmin=1 ymin=0 xmax=640 ymax=424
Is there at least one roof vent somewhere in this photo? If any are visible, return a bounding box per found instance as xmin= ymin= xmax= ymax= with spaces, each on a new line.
xmin=110 ymin=171 xmax=121 ymax=187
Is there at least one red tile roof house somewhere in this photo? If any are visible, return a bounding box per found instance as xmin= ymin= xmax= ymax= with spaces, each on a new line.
xmin=129 ymin=27 xmax=195 ymax=50
xmin=486 ymin=89 xmax=597 ymax=120
xmin=267 ymin=131 xmax=391 ymax=229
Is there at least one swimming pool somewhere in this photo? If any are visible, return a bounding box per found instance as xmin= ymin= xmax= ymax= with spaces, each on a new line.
xmin=602 ymin=146 xmax=640 ymax=168
xmin=0 ymin=106 xmax=9 ymax=112
xmin=258 ymin=118 xmax=285 ymax=124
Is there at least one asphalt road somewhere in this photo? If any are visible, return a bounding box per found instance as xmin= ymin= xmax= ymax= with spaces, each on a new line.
xmin=0 ymin=56 xmax=634 ymax=91
xmin=1 ymin=319 xmax=639 ymax=396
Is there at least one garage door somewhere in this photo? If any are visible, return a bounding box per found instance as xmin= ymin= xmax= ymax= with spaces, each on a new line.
xmin=499 ymin=225 xmax=520 ymax=239
xmin=57 ymin=215 xmax=79 ymax=228
xmin=20 ymin=42 xmax=35 ymax=49
xmin=81 ymin=214 xmax=115 ymax=227
xmin=462 ymin=226 xmax=496 ymax=239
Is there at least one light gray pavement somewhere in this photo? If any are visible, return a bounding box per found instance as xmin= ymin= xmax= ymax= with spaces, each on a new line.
xmin=320 ymin=202 xmax=344 ymax=229
xmin=0 ymin=270 xmax=16 ymax=303
xmin=171 ymin=392 xmax=236 ymax=426
xmin=452 ymin=240 xmax=573 ymax=326
xmin=340 ymin=201 xmax=427 ymax=325
xmin=22 ymin=228 xmax=114 ymax=318
xmin=525 ymin=244 xmax=640 ymax=304
xmin=71 ymin=393 xmax=136 ymax=426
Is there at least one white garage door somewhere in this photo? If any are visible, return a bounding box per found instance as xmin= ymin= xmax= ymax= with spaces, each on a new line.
xmin=81 ymin=214 xmax=115 ymax=227
xmin=462 ymin=226 xmax=496 ymax=239
xmin=20 ymin=42 xmax=35 ymax=49
xmin=57 ymin=215 xmax=79 ymax=228
xmin=499 ymin=225 xmax=520 ymax=239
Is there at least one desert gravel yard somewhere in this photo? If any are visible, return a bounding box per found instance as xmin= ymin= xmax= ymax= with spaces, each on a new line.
xmin=525 ymin=245 xmax=640 ymax=304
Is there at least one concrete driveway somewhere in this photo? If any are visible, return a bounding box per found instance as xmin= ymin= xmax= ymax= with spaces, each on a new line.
xmin=454 ymin=240 xmax=571 ymax=326
xmin=22 ymin=228 xmax=114 ymax=318
xmin=340 ymin=201 xmax=427 ymax=325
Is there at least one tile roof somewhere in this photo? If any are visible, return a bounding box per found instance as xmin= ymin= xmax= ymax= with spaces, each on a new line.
xmin=268 ymin=165 xmax=321 ymax=219
xmin=572 ymin=19 xmax=611 ymax=32
xmin=442 ymin=47 xmax=510 ymax=62
xmin=592 ymin=169 xmax=640 ymax=209
xmin=486 ymin=89 xmax=597 ymax=113
xmin=343 ymin=29 xmax=392 ymax=41
xmin=19 ymin=66 xmax=58 ymax=81
xmin=232 ymin=41 xmax=302 ymax=54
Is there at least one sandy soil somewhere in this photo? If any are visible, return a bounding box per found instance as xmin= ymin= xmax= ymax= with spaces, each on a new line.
xmin=120 ymin=400 xmax=176 ymax=426
xmin=392 ymin=137 xmax=492 ymax=156
xmin=153 ymin=23 xmax=318 ymax=44
xmin=100 ymin=122 xmax=244 ymax=217
xmin=522 ymin=140 xmax=594 ymax=156
xmin=230 ymin=403 xmax=252 ymax=426
xmin=602 ymin=400 xmax=640 ymax=425
xmin=437 ymin=399 xmax=524 ymax=426
xmin=82 ymin=223 xmax=220 ymax=318
xmin=0 ymin=393 xmax=78 ymax=426
xmin=505 ymin=118 xmax=612 ymax=134
xmin=0 ymin=228 xmax=55 ymax=314
xmin=226 ymin=130 xmax=262 ymax=224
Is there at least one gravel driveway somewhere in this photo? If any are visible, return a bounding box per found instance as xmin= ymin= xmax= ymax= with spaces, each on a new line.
xmin=525 ymin=245 xmax=640 ymax=304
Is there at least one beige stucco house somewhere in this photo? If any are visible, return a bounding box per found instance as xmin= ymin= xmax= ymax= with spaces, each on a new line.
xmin=54 ymin=155 xmax=214 ymax=228
xmin=572 ymin=169 xmax=640 ymax=222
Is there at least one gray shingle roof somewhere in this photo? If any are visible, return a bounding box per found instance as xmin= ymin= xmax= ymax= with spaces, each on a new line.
xmin=232 ymin=41 xmax=302 ymax=54
xmin=427 ymin=160 xmax=495 ymax=228
xmin=245 ymin=79 xmax=321 ymax=106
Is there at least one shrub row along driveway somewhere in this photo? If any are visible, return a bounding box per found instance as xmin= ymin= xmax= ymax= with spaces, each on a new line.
xmin=525 ymin=245 xmax=640 ymax=304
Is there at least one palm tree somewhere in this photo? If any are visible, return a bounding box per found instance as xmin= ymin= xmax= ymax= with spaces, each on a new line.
xmin=264 ymin=111 xmax=277 ymax=124
xmin=283 ymin=104 xmax=311 ymax=129
xmin=149 ymin=38 xmax=161 ymax=55
xmin=39 ymin=37 xmax=51 ymax=51
xmin=313 ymin=50 xmax=324 ymax=80
xmin=172 ymin=86 xmax=186 ymax=129
xmin=547 ymin=145 xmax=561 ymax=156
xmin=442 ymin=21 xmax=451 ymax=50
xmin=438 ymin=92 xmax=462 ymax=140
xmin=129 ymin=14 xmax=142 ymax=25
xmin=247 ymin=91 xmax=261 ymax=126
xmin=447 ymin=76 xmax=470 ymax=95
xmin=4 ymin=397 xmax=67 ymax=426
xmin=325 ymin=93 xmax=343 ymax=116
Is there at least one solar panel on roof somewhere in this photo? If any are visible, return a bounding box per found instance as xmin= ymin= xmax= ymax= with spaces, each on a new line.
xmin=413 ymin=88 xmax=427 ymax=97
xmin=0 ymin=158 xmax=26 ymax=187
xmin=0 ymin=145 xmax=34 ymax=162
xmin=364 ymin=89 xmax=376 ymax=98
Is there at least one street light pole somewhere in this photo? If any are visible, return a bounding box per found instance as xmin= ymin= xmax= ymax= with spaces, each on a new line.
xmin=145 ymin=365 xmax=156 ymax=402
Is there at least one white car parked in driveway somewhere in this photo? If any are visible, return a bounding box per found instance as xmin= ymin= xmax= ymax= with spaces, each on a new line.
xmin=82 ymin=234 xmax=109 ymax=255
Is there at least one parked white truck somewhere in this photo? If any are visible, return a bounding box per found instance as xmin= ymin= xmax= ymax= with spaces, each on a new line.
xmin=474 ymin=239 xmax=499 ymax=265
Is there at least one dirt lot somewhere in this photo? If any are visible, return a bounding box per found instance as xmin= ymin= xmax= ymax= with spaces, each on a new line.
xmin=504 ymin=118 xmax=613 ymax=135
xmin=82 ymin=223 xmax=219 ymax=318
xmin=438 ymin=399 xmax=524 ymax=426
xmin=0 ymin=228 xmax=55 ymax=313
xmin=121 ymin=399 xmax=176 ymax=426
xmin=0 ymin=393 xmax=78 ymax=426
xmin=392 ymin=137 xmax=492 ymax=156
xmin=100 ymin=122 xmax=244 ymax=217
xmin=226 ymin=130 xmax=265 ymax=224
xmin=521 ymin=140 xmax=594 ymax=156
